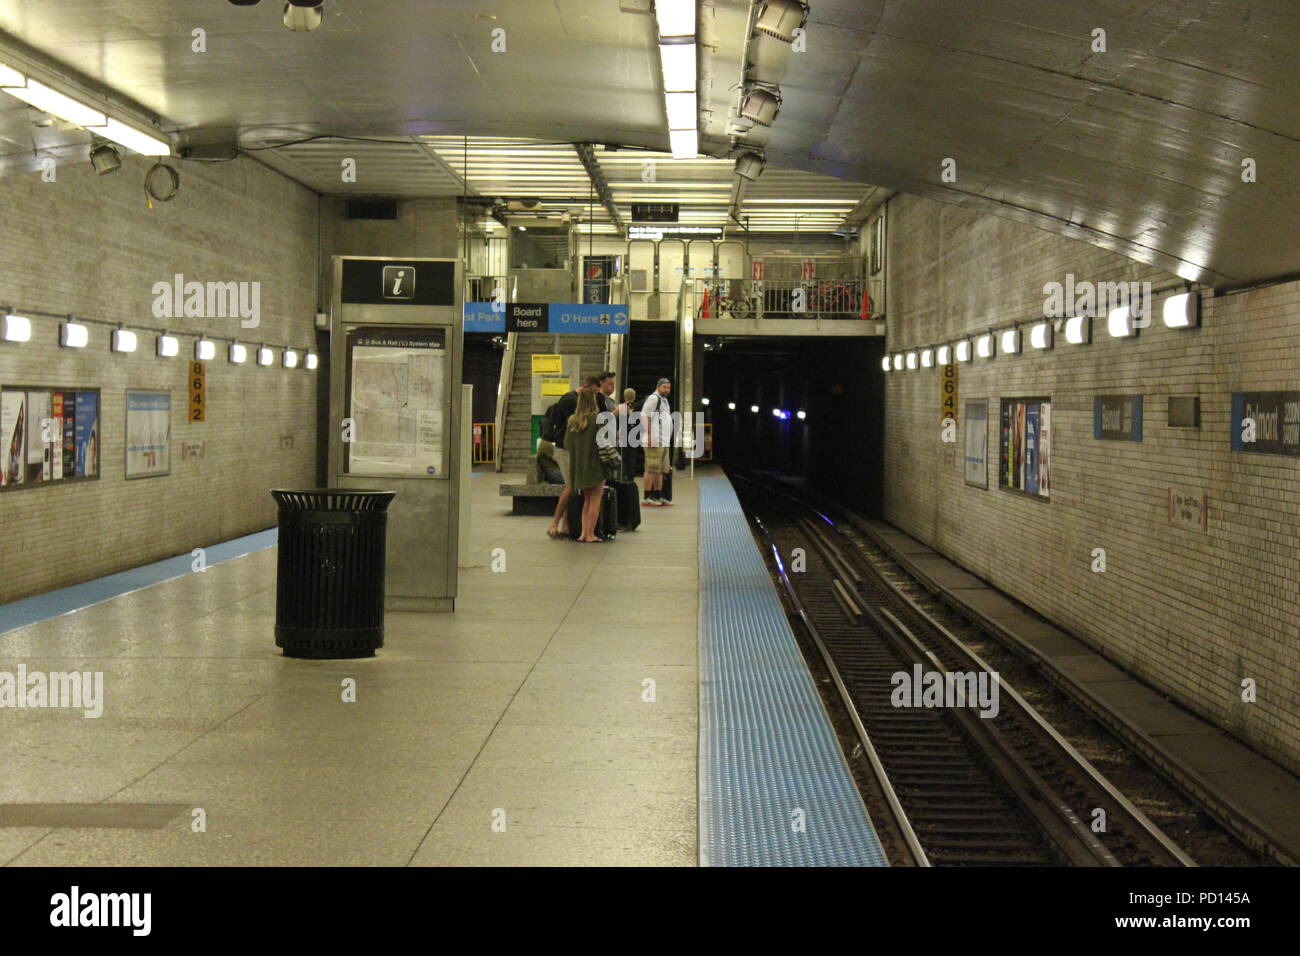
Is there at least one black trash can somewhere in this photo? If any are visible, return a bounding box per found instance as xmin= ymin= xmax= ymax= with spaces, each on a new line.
xmin=271 ymin=489 xmax=396 ymax=659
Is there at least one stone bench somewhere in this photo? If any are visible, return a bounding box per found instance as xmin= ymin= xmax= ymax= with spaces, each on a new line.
xmin=500 ymin=461 xmax=565 ymax=515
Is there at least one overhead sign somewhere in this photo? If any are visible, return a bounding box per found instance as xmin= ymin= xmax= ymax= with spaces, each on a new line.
xmin=1231 ymin=391 xmax=1300 ymax=455
xmin=628 ymin=225 xmax=723 ymax=239
xmin=506 ymin=303 xmax=547 ymax=332
xmin=340 ymin=259 xmax=456 ymax=306
xmin=463 ymin=302 xmax=505 ymax=333
xmin=631 ymin=203 xmax=679 ymax=223
xmin=462 ymin=303 xmax=628 ymax=335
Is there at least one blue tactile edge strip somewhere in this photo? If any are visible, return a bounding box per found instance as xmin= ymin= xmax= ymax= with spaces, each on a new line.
xmin=0 ymin=528 xmax=278 ymax=637
xmin=697 ymin=477 xmax=888 ymax=867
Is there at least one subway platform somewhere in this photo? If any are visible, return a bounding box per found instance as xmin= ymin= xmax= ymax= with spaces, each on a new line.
xmin=0 ymin=467 xmax=881 ymax=867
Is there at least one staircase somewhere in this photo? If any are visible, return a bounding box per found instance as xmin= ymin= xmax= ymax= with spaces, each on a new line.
xmin=500 ymin=332 xmax=608 ymax=475
xmin=625 ymin=320 xmax=678 ymax=406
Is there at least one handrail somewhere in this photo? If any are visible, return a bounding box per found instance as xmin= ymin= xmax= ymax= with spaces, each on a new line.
xmin=492 ymin=331 xmax=516 ymax=472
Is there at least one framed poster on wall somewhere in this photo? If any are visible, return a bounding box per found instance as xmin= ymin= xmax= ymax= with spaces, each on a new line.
xmin=964 ymin=399 xmax=988 ymax=488
xmin=125 ymin=390 xmax=171 ymax=479
xmin=999 ymin=397 xmax=1051 ymax=500
xmin=1 ymin=385 xmax=100 ymax=490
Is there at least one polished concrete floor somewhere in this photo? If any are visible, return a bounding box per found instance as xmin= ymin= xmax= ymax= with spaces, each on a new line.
xmin=0 ymin=471 xmax=699 ymax=866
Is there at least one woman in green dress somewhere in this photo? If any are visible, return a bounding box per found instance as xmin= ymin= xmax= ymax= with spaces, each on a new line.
xmin=565 ymin=388 xmax=606 ymax=542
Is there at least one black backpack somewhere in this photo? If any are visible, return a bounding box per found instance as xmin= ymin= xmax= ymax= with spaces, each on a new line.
xmin=541 ymin=394 xmax=569 ymax=444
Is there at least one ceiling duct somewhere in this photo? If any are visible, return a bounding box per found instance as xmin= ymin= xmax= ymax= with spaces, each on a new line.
xmin=755 ymin=0 xmax=809 ymax=43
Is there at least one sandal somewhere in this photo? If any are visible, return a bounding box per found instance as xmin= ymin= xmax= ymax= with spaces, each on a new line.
xmin=547 ymin=528 xmax=562 ymax=539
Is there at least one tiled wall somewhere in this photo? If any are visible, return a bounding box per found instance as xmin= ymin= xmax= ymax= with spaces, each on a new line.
xmin=882 ymin=191 xmax=1300 ymax=774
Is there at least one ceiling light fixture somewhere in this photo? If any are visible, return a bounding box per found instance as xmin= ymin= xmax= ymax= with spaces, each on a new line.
xmin=283 ymin=1 xmax=323 ymax=31
xmin=654 ymin=0 xmax=696 ymax=37
xmin=89 ymin=141 xmax=122 ymax=175
xmin=755 ymin=0 xmax=809 ymax=42
xmin=739 ymin=87 xmax=781 ymax=126
xmin=735 ymin=150 xmax=766 ymax=182
xmin=1 ymin=77 xmax=106 ymax=127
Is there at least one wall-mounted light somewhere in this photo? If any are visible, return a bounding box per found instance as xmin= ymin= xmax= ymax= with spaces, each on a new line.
xmin=306 ymin=352 xmax=319 ymax=370
xmin=1064 ymin=315 xmax=1092 ymax=345
xmin=771 ymin=407 xmax=781 ymax=417
xmin=892 ymin=353 xmax=903 ymax=370
xmin=975 ymin=333 xmax=995 ymax=359
xmin=111 ymin=328 xmax=137 ymax=353
xmin=1107 ymin=305 xmax=1137 ymax=338
xmin=880 ymin=355 xmax=891 ymax=372
xmin=1000 ymin=329 xmax=1020 ymax=355
xmin=796 ymin=410 xmax=806 ymax=420
xmin=955 ymin=340 xmax=971 ymax=362
xmin=60 ymin=321 xmax=88 ymax=348
xmin=195 ymin=338 xmax=216 ymax=360
xmin=1163 ymin=291 xmax=1201 ymax=329
xmin=283 ymin=349 xmax=299 ymax=369
xmin=920 ymin=347 xmax=933 ymax=368
xmin=229 ymin=343 xmax=247 ymax=364
xmin=258 ymin=346 xmax=273 ymax=366
xmin=2 ymin=313 xmax=32 ymax=342
xmin=906 ymin=351 xmax=917 ymax=369
xmin=750 ymin=404 xmax=759 ymax=413
xmin=728 ymin=401 xmax=736 ymax=410
xmin=701 ymin=397 xmax=710 ymax=406
xmin=1029 ymin=321 xmax=1053 ymax=350
xmin=937 ymin=344 xmax=951 ymax=364
xmin=157 ymin=334 xmax=179 ymax=357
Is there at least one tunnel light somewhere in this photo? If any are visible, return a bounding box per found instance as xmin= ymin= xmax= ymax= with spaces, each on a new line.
xmin=975 ymin=334 xmax=994 ymax=359
xmin=283 ymin=349 xmax=299 ymax=369
xmin=1064 ymin=315 xmax=1092 ymax=345
xmin=156 ymin=334 xmax=179 ymax=357
xmin=701 ymin=397 xmax=710 ymax=406
xmin=1163 ymin=291 xmax=1200 ymax=329
xmin=1029 ymin=321 xmax=1053 ymax=350
xmin=1 ymin=313 xmax=31 ymax=342
xmin=728 ymin=402 xmax=736 ymax=410
xmin=659 ymin=42 xmax=697 ymax=92
xmin=892 ymin=354 xmax=903 ymax=370
xmin=906 ymin=351 xmax=917 ymax=369
xmin=655 ymin=0 xmax=696 ymax=37
xmin=796 ymin=410 xmax=806 ymax=420
xmin=920 ymin=348 xmax=933 ymax=368
xmin=1 ymin=78 xmax=106 ymax=128
xmin=669 ymin=128 xmax=698 ymax=160
xmin=306 ymin=351 xmax=319 ymax=370
xmin=937 ymin=344 xmax=951 ymax=364
xmin=195 ymin=338 xmax=216 ymax=361
xmin=229 ymin=343 xmax=247 ymax=364
xmin=258 ymin=346 xmax=273 ymax=366
xmin=750 ymin=405 xmax=759 ymax=413
xmin=955 ymin=340 xmax=971 ymax=362
xmin=111 ymin=328 xmax=137 ymax=353
xmin=60 ymin=322 xmax=88 ymax=348
xmin=1107 ymin=305 xmax=1136 ymax=338
xmin=880 ymin=355 xmax=891 ymax=372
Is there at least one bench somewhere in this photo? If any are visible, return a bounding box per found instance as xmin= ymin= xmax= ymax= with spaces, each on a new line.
xmin=499 ymin=461 xmax=565 ymax=515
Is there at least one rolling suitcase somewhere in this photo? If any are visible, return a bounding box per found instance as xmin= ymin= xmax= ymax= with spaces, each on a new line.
xmin=568 ymin=487 xmax=619 ymax=540
xmin=614 ymin=479 xmax=641 ymax=530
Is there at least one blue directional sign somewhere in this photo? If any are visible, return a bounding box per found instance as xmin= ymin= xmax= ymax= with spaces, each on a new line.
xmin=462 ymin=302 xmax=628 ymax=335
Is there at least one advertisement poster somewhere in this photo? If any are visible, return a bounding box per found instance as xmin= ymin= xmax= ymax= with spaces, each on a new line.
xmin=26 ymin=390 xmax=50 ymax=482
xmin=964 ymin=399 xmax=988 ymax=488
xmin=75 ymin=391 xmax=99 ymax=478
xmin=62 ymin=392 xmax=76 ymax=479
xmin=1 ymin=390 xmax=25 ymax=486
xmin=125 ymin=390 xmax=171 ymax=479
xmin=347 ymin=327 xmax=448 ymax=477
xmin=1000 ymin=398 xmax=1051 ymax=500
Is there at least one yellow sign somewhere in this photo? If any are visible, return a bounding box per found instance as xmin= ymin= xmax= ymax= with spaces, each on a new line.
xmin=940 ymin=364 xmax=958 ymax=425
xmin=541 ymin=375 xmax=570 ymax=396
xmin=189 ymin=360 xmax=206 ymax=422
xmin=531 ymin=354 xmax=562 ymax=374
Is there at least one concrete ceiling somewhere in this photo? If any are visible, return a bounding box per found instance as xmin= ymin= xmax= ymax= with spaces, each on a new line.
xmin=0 ymin=0 xmax=1294 ymax=283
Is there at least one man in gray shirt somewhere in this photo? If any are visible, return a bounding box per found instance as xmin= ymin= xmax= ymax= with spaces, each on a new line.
xmin=640 ymin=378 xmax=673 ymax=507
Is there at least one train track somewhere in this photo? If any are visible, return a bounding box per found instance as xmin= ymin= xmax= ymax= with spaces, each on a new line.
xmin=730 ymin=469 xmax=1196 ymax=867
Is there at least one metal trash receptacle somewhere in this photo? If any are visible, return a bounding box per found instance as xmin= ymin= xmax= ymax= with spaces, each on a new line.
xmin=271 ymin=488 xmax=396 ymax=659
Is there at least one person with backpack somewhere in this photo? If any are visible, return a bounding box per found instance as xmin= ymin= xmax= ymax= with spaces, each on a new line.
xmin=545 ymin=376 xmax=598 ymax=539
xmin=640 ymin=377 xmax=674 ymax=507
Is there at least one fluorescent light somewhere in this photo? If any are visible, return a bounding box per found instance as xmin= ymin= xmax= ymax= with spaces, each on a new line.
xmin=1163 ymin=292 xmax=1199 ymax=329
xmin=975 ymin=334 xmax=994 ymax=358
xmin=655 ymin=0 xmax=696 ymax=37
xmin=60 ymin=322 xmax=88 ymax=348
xmin=669 ymin=128 xmax=698 ymax=159
xmin=1107 ymin=305 xmax=1134 ymax=338
xmin=284 ymin=349 xmax=299 ymax=369
xmin=3 ymin=79 xmax=106 ymax=127
xmin=665 ymin=91 xmax=697 ymax=129
xmin=258 ymin=346 xmax=273 ymax=366
xmin=659 ymin=42 xmax=697 ymax=92
xmin=99 ymin=118 xmax=170 ymax=156
xmin=937 ymin=345 xmax=951 ymax=364
xmin=1029 ymin=322 xmax=1052 ymax=350
xmin=306 ymin=352 xmax=319 ymax=370
xmin=111 ymin=328 xmax=137 ymax=353
xmin=195 ymin=339 xmax=216 ymax=361
xmin=2 ymin=314 xmax=31 ymax=342
xmin=229 ymin=343 xmax=247 ymax=364
xmin=906 ymin=351 xmax=917 ymax=369
xmin=0 ymin=63 xmax=24 ymax=86
xmin=892 ymin=354 xmax=903 ymax=370
xmin=1064 ymin=315 xmax=1091 ymax=345
xmin=955 ymin=340 xmax=971 ymax=362
xmin=1000 ymin=329 xmax=1020 ymax=354
xmin=156 ymin=334 xmax=179 ymax=357
xmin=921 ymin=348 xmax=933 ymax=367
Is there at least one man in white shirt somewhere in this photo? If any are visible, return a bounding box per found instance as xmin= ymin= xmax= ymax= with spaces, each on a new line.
xmin=640 ymin=378 xmax=673 ymax=506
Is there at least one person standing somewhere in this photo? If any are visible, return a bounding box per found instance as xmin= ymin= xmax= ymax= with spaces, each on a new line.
xmin=595 ymin=371 xmax=617 ymax=415
xmin=564 ymin=388 xmax=607 ymax=542
xmin=640 ymin=377 xmax=673 ymax=507
xmin=546 ymin=375 xmax=598 ymax=539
